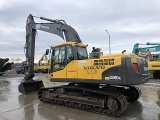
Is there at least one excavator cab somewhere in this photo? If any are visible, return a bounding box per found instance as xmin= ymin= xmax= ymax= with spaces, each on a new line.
xmin=50 ymin=42 xmax=88 ymax=72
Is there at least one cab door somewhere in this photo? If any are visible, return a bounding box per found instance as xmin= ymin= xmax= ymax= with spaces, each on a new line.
xmin=51 ymin=45 xmax=67 ymax=79
xmin=66 ymin=45 xmax=77 ymax=78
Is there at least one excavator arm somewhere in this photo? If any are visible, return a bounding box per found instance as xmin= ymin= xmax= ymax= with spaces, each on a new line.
xmin=19 ymin=14 xmax=82 ymax=94
xmin=132 ymin=42 xmax=160 ymax=55
xmin=25 ymin=14 xmax=82 ymax=80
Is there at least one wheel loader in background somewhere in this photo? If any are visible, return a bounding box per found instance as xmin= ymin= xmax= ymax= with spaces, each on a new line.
xmin=34 ymin=52 xmax=50 ymax=73
xmin=18 ymin=14 xmax=150 ymax=117
xmin=132 ymin=42 xmax=160 ymax=79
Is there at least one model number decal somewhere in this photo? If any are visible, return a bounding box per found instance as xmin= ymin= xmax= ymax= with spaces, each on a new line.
xmin=40 ymin=25 xmax=49 ymax=29
xmin=105 ymin=76 xmax=121 ymax=80
xmin=36 ymin=24 xmax=49 ymax=29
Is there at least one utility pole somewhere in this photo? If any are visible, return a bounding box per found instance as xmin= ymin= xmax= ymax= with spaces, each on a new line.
xmin=106 ymin=30 xmax=111 ymax=54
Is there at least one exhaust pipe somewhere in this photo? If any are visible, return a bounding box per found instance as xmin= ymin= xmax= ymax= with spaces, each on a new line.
xmin=18 ymin=80 xmax=44 ymax=94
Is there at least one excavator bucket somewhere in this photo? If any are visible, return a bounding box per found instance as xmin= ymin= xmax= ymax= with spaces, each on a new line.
xmin=18 ymin=80 xmax=44 ymax=94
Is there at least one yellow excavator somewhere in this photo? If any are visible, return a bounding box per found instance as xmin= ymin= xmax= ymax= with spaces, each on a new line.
xmin=34 ymin=52 xmax=50 ymax=73
xmin=132 ymin=43 xmax=160 ymax=79
xmin=18 ymin=14 xmax=150 ymax=117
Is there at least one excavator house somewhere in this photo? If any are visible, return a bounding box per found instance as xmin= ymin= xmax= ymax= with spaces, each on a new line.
xmin=18 ymin=14 xmax=150 ymax=117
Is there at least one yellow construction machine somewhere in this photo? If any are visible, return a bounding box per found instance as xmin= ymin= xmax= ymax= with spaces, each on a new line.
xmin=18 ymin=14 xmax=150 ymax=117
xmin=34 ymin=52 xmax=50 ymax=73
xmin=132 ymin=43 xmax=160 ymax=79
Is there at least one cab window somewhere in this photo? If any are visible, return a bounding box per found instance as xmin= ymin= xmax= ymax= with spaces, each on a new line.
xmin=51 ymin=45 xmax=74 ymax=72
xmin=77 ymin=47 xmax=88 ymax=60
xmin=51 ymin=46 xmax=66 ymax=72
xmin=66 ymin=45 xmax=73 ymax=63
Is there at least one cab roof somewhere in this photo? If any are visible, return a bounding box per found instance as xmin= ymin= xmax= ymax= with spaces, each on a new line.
xmin=52 ymin=42 xmax=87 ymax=48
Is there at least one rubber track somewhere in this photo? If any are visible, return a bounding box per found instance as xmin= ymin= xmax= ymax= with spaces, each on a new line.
xmin=38 ymin=85 xmax=128 ymax=117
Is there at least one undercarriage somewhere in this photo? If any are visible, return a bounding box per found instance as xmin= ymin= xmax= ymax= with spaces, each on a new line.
xmin=38 ymin=83 xmax=140 ymax=117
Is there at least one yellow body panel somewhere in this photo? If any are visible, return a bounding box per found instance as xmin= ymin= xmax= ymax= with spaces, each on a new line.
xmin=148 ymin=61 xmax=160 ymax=71
xmin=92 ymin=57 xmax=121 ymax=79
xmin=66 ymin=60 xmax=77 ymax=78
xmin=77 ymin=60 xmax=92 ymax=79
xmin=52 ymin=67 xmax=67 ymax=78
xmin=100 ymin=53 xmax=137 ymax=58
xmin=50 ymin=56 xmax=122 ymax=80
xmin=137 ymin=51 xmax=160 ymax=71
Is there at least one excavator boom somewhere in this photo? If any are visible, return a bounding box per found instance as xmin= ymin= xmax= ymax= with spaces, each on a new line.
xmin=19 ymin=14 xmax=82 ymax=94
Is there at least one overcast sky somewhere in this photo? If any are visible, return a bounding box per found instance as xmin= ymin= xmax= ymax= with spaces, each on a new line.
xmin=0 ymin=0 xmax=160 ymax=62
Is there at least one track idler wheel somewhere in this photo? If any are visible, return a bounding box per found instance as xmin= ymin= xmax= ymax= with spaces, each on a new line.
xmin=107 ymin=97 xmax=119 ymax=112
xmin=105 ymin=92 xmax=128 ymax=117
xmin=18 ymin=79 xmax=44 ymax=94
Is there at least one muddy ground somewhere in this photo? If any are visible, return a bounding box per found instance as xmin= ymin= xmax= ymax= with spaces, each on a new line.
xmin=0 ymin=72 xmax=160 ymax=120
